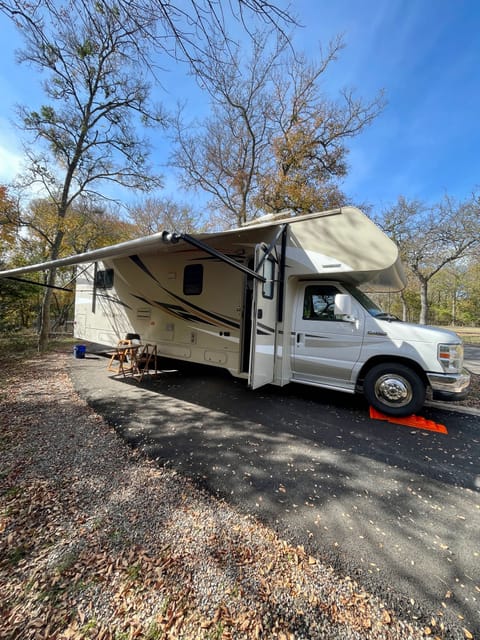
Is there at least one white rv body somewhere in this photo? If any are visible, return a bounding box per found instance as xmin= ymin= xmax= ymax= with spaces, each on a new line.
xmin=72 ymin=207 xmax=404 ymax=386
xmin=0 ymin=207 xmax=470 ymax=416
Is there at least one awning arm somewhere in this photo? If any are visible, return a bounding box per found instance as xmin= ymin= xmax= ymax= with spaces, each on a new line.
xmin=255 ymin=223 xmax=288 ymax=271
xmin=168 ymin=232 xmax=266 ymax=282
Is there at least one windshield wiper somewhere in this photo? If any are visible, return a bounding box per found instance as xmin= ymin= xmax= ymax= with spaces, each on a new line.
xmin=374 ymin=312 xmax=401 ymax=322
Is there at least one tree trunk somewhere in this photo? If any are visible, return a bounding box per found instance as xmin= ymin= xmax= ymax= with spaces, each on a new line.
xmin=419 ymin=278 xmax=428 ymax=325
xmin=451 ymin=278 xmax=458 ymax=326
xmin=400 ymin=291 xmax=408 ymax=322
xmin=37 ymin=267 xmax=57 ymax=352
xmin=38 ymin=224 xmax=65 ymax=352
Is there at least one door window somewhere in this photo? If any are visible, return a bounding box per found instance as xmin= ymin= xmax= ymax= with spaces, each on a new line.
xmin=262 ymin=257 xmax=275 ymax=299
xmin=303 ymin=284 xmax=341 ymax=321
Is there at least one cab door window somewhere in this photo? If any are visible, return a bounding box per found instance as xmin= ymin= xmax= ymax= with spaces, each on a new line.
xmin=303 ymin=284 xmax=340 ymax=321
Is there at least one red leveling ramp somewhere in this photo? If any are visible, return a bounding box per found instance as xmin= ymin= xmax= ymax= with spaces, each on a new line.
xmin=369 ymin=407 xmax=448 ymax=434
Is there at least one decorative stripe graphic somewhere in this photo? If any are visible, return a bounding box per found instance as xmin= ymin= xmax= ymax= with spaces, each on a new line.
xmin=131 ymin=295 xmax=217 ymax=327
xmin=161 ymin=291 xmax=240 ymax=329
xmin=127 ymin=255 xmax=240 ymax=330
xmin=96 ymin=294 xmax=131 ymax=309
xmin=131 ymin=294 xmax=238 ymax=329
xmin=129 ymin=255 xmax=161 ymax=284
xmin=156 ymin=303 xmax=218 ymax=326
xmin=256 ymin=323 xmax=274 ymax=336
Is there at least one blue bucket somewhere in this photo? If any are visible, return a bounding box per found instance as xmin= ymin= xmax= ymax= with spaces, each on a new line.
xmin=74 ymin=344 xmax=86 ymax=359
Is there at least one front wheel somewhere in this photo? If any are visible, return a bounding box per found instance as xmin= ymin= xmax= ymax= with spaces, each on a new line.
xmin=363 ymin=363 xmax=426 ymax=417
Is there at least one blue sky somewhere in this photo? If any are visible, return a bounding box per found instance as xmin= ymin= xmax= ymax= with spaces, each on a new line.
xmin=0 ymin=0 xmax=479 ymax=215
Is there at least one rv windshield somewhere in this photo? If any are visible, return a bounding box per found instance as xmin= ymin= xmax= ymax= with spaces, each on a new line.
xmin=346 ymin=285 xmax=401 ymax=321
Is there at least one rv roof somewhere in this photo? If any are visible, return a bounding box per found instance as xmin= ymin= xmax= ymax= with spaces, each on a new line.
xmin=0 ymin=207 xmax=404 ymax=291
xmin=0 ymin=208 xmax=340 ymax=277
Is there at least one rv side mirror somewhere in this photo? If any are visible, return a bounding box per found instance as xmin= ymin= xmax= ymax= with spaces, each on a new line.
xmin=334 ymin=294 xmax=354 ymax=320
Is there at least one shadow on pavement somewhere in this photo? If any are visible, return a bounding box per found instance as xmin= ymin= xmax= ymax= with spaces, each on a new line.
xmin=69 ymin=356 xmax=480 ymax=636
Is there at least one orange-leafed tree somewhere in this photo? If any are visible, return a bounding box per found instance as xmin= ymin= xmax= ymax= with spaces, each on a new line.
xmin=0 ymin=185 xmax=19 ymax=254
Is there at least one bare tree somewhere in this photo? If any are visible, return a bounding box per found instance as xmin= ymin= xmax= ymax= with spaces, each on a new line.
xmin=172 ymin=29 xmax=287 ymax=226
xmin=127 ymin=196 xmax=207 ymax=235
xmin=2 ymin=0 xmax=169 ymax=349
xmin=172 ymin=32 xmax=385 ymax=226
xmin=259 ymin=40 xmax=384 ymax=214
xmin=1 ymin=0 xmax=295 ymax=349
xmin=1 ymin=0 xmax=295 ymax=75
xmin=377 ymin=194 xmax=480 ymax=324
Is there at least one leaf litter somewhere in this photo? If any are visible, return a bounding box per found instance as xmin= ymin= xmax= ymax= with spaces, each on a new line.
xmin=0 ymin=350 xmax=474 ymax=639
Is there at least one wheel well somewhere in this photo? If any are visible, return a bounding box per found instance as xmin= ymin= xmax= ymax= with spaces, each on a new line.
xmin=356 ymin=357 xmax=429 ymax=391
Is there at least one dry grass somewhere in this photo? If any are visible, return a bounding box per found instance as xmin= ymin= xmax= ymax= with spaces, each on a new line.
xmin=442 ymin=326 xmax=480 ymax=345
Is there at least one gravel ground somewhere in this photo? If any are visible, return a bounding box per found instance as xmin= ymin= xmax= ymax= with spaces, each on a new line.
xmin=0 ymin=350 xmax=476 ymax=640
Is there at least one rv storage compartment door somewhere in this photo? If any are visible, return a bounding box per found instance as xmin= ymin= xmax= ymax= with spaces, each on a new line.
xmin=248 ymin=244 xmax=278 ymax=390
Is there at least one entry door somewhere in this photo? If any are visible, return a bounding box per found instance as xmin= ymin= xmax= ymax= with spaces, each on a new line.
xmin=292 ymin=283 xmax=363 ymax=388
xmin=248 ymin=246 xmax=278 ymax=390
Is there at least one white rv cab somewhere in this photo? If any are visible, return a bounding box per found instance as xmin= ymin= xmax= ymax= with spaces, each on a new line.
xmin=290 ymin=280 xmax=469 ymax=414
xmin=0 ymin=207 xmax=470 ymax=417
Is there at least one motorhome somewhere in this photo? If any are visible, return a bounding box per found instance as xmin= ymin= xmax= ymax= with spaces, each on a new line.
xmin=0 ymin=207 xmax=470 ymax=416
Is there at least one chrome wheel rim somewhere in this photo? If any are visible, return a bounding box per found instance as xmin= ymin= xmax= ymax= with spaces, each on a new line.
xmin=374 ymin=374 xmax=412 ymax=407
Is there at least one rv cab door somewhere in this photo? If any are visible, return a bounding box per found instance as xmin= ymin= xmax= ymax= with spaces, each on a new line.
xmin=248 ymin=244 xmax=278 ymax=390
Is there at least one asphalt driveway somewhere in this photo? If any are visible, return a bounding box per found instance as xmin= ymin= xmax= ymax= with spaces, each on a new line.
xmin=69 ymin=354 xmax=480 ymax=637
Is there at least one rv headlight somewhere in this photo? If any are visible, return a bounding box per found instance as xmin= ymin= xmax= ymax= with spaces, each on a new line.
xmin=437 ymin=343 xmax=463 ymax=373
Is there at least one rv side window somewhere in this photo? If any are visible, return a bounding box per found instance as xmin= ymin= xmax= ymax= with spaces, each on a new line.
xmin=95 ymin=268 xmax=114 ymax=289
xmin=303 ymin=285 xmax=340 ymax=321
xmin=262 ymin=257 xmax=275 ymax=299
xmin=183 ymin=264 xmax=203 ymax=295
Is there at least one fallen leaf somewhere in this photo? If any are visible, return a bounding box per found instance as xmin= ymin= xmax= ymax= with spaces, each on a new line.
xmin=381 ymin=610 xmax=392 ymax=625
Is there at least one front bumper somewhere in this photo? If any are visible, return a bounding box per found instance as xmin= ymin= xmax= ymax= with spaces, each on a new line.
xmin=427 ymin=368 xmax=471 ymax=399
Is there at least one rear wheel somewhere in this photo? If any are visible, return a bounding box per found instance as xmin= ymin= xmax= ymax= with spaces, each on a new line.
xmin=363 ymin=363 xmax=426 ymax=417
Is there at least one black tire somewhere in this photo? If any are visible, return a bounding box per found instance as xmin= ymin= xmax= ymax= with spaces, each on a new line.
xmin=363 ymin=363 xmax=426 ymax=417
